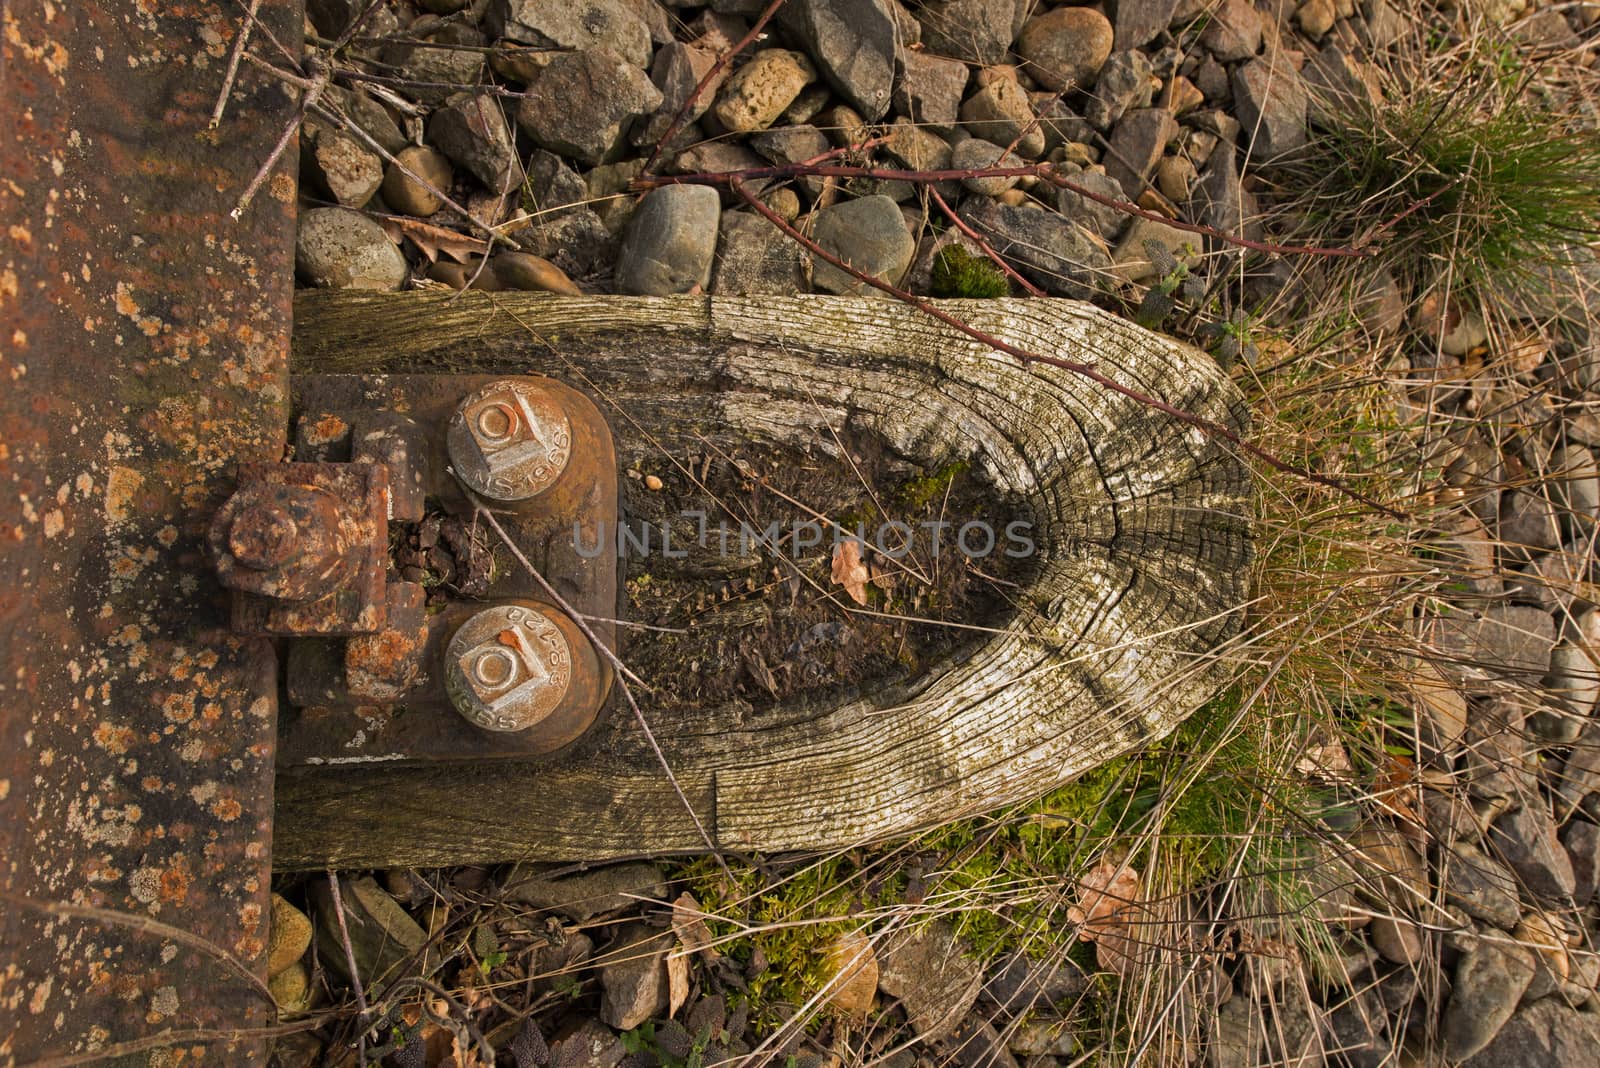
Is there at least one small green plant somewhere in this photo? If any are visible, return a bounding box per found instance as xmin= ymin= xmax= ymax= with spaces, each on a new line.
xmin=1283 ymin=40 xmax=1600 ymax=298
xmin=930 ymin=244 xmax=1010 ymax=298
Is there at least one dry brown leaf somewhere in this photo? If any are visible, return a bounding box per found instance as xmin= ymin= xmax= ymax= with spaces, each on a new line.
xmin=666 ymin=946 xmax=690 ymax=1019
xmin=831 ymin=539 xmax=869 ymax=605
xmin=822 ymin=929 xmax=878 ymax=1020
xmin=1066 ymin=859 xmax=1145 ymax=977
xmin=1372 ymin=753 xmax=1422 ymax=829
xmin=378 ymin=215 xmax=490 ymax=264
xmin=670 ymin=891 xmax=719 ymax=961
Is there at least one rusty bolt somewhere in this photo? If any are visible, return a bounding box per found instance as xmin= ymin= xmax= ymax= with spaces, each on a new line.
xmin=208 ymin=481 xmax=359 ymax=602
xmin=446 ymin=380 xmax=572 ymax=502
xmin=444 ymin=602 xmax=573 ymax=732
xmin=228 ymin=502 xmax=299 ymax=569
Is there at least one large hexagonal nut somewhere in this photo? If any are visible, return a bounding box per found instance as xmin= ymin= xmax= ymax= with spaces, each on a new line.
xmin=446 ymin=380 xmax=572 ymax=502
xmin=208 ymin=481 xmax=359 ymax=602
xmin=444 ymin=603 xmax=573 ymax=733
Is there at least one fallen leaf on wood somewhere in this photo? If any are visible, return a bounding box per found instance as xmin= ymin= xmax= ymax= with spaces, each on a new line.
xmin=1067 ymin=859 xmax=1145 ymax=977
xmin=379 ymin=215 xmax=491 ymax=263
xmin=831 ymin=539 xmax=869 ymax=605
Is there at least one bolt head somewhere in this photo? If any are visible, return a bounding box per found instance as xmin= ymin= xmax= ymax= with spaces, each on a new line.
xmin=445 ymin=603 xmax=572 ymax=732
xmin=447 ymin=381 xmax=572 ymax=502
xmin=228 ymin=503 xmax=300 ymax=569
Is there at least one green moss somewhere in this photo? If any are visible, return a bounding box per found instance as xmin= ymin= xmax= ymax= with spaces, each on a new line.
xmin=930 ymin=245 xmax=1010 ymax=299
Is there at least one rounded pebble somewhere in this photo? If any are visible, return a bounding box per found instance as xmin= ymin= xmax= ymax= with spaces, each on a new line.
xmin=381 ymin=145 xmax=453 ymax=217
xmin=295 ymin=207 xmax=409 ymax=291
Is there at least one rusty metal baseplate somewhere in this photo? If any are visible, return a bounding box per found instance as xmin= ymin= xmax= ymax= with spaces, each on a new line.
xmin=235 ymin=374 xmax=619 ymax=765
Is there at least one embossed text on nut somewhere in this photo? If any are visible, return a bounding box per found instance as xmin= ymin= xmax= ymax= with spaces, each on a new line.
xmin=447 ymin=380 xmax=573 ymax=502
xmin=445 ymin=602 xmax=573 ymax=732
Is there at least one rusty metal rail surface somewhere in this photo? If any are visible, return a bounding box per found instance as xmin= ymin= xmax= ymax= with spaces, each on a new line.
xmin=1 ymin=1 xmax=301 ymax=1063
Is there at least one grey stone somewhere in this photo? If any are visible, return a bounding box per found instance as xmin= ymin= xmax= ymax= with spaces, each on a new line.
xmin=1425 ymin=605 xmax=1557 ymax=684
xmin=1102 ymin=107 xmax=1176 ymax=197
xmin=711 ymin=211 xmax=806 ymax=295
xmin=387 ymin=22 xmax=485 ymax=105
xmin=296 ymin=208 xmax=409 ymax=291
xmin=621 ymin=0 xmax=673 ymax=46
xmin=780 ymin=0 xmax=895 ymax=119
xmin=1193 ymin=54 xmax=1230 ymax=102
xmin=979 ymin=952 xmax=1087 ymax=1016
xmin=1489 ymin=800 xmax=1577 ymax=900
xmin=918 ymin=0 xmax=1027 ymax=65
xmin=301 ymin=121 xmax=383 ymax=209
xmin=597 ymin=923 xmax=671 ymax=1030
xmin=1552 ymin=444 xmax=1600 ymax=528
xmin=323 ymin=85 xmax=407 ymax=156
xmin=960 ymin=199 xmax=1110 ymax=299
xmin=951 ymin=138 xmax=1022 ymax=195
xmin=1016 ymin=6 xmax=1114 ymax=93
xmin=428 ymin=92 xmax=523 ymax=192
xmin=504 ymin=861 xmax=669 ymax=920
xmin=1445 ymin=941 xmax=1537 ymax=1062
xmin=1302 ymin=42 xmax=1380 ymax=127
xmin=1562 ymin=820 xmax=1600 ymax=907
xmin=632 ymin=41 xmax=724 ymax=148
xmin=1186 ymin=142 xmax=1258 ymax=254
xmin=1322 ymin=989 xmax=1390 ymax=1068
xmin=877 ymin=921 xmax=984 ymax=1042
xmin=1500 ymin=488 xmax=1562 ymax=551
xmin=1210 ymin=996 xmax=1264 ymax=1067
xmin=1424 ymin=787 xmax=1481 ymax=846
xmin=670 ymin=140 xmax=770 ymax=204
xmin=810 ymin=195 xmax=915 ymax=295
xmin=1462 ymin=996 xmax=1600 ymax=1068
xmin=308 ymin=875 xmax=426 ymax=986
xmin=752 ymin=123 xmax=832 ymax=198
xmin=1109 ymin=0 xmax=1179 ymax=50
xmin=894 ymin=50 xmax=970 ymax=134
xmin=941 ymin=1018 xmax=1021 ymax=1068
xmin=549 ymin=1017 xmax=625 ymax=1068
xmin=959 ymin=75 xmax=1045 ymax=158
xmin=1112 ymin=217 xmax=1200 ymax=283
xmin=1232 ymin=57 xmax=1309 ymax=162
xmin=1268 ymin=992 xmax=1325 ymax=1067
xmin=489 ymin=0 xmax=652 ymax=68
xmin=1033 ymin=96 xmax=1092 ymax=152
xmin=615 ymin=185 xmax=721 ymax=295
xmin=1543 ymin=638 xmax=1600 ymax=730
xmin=713 ymin=49 xmax=817 ymax=133
xmin=1199 ymin=0 xmax=1261 ymax=61
xmin=1084 ymin=49 xmax=1154 ymax=130
xmin=1440 ymin=843 xmax=1522 ymax=929
xmin=519 ymin=48 xmax=662 ymax=166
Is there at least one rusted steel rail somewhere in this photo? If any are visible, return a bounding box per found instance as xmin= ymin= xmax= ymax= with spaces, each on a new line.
xmin=1 ymin=1 xmax=301 ymax=1062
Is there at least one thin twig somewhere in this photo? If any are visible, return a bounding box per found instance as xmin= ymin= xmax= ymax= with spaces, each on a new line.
xmin=472 ymin=505 xmax=735 ymax=881
xmin=325 ymin=869 xmax=371 ymax=1063
xmin=642 ymin=0 xmax=790 ymax=175
xmin=928 ymin=185 xmax=1047 ymax=298
xmin=0 ymin=890 xmax=274 ymax=1006
xmin=730 ymin=179 xmax=1406 ymax=520
xmin=232 ymin=56 xmax=327 ymax=220
xmin=210 ymin=0 xmax=263 ymax=128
